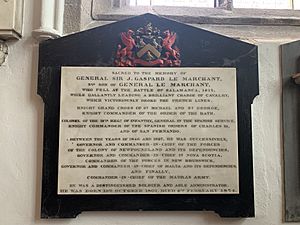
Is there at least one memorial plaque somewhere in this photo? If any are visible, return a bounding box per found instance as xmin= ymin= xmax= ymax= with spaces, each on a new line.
xmin=38 ymin=14 xmax=258 ymax=218
xmin=282 ymin=40 xmax=300 ymax=221
xmin=58 ymin=67 xmax=238 ymax=195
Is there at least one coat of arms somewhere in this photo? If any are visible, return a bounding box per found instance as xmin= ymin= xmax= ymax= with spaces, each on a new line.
xmin=114 ymin=23 xmax=181 ymax=67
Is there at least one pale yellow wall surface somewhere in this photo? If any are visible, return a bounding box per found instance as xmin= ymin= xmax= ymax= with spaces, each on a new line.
xmin=0 ymin=0 xmax=290 ymax=224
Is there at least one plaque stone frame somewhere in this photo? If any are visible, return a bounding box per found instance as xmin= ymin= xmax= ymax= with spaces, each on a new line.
xmin=38 ymin=14 xmax=258 ymax=218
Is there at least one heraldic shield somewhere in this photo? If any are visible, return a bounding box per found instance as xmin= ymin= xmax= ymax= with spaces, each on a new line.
xmin=114 ymin=23 xmax=181 ymax=67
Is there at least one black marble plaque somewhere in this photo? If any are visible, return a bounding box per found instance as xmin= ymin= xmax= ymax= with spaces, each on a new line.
xmin=38 ymin=14 xmax=258 ymax=218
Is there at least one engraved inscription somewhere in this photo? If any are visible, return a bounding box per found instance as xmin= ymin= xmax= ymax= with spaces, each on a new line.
xmin=58 ymin=67 xmax=239 ymax=195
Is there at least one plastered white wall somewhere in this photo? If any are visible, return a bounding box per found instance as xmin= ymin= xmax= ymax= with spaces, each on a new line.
xmin=0 ymin=0 xmax=291 ymax=224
